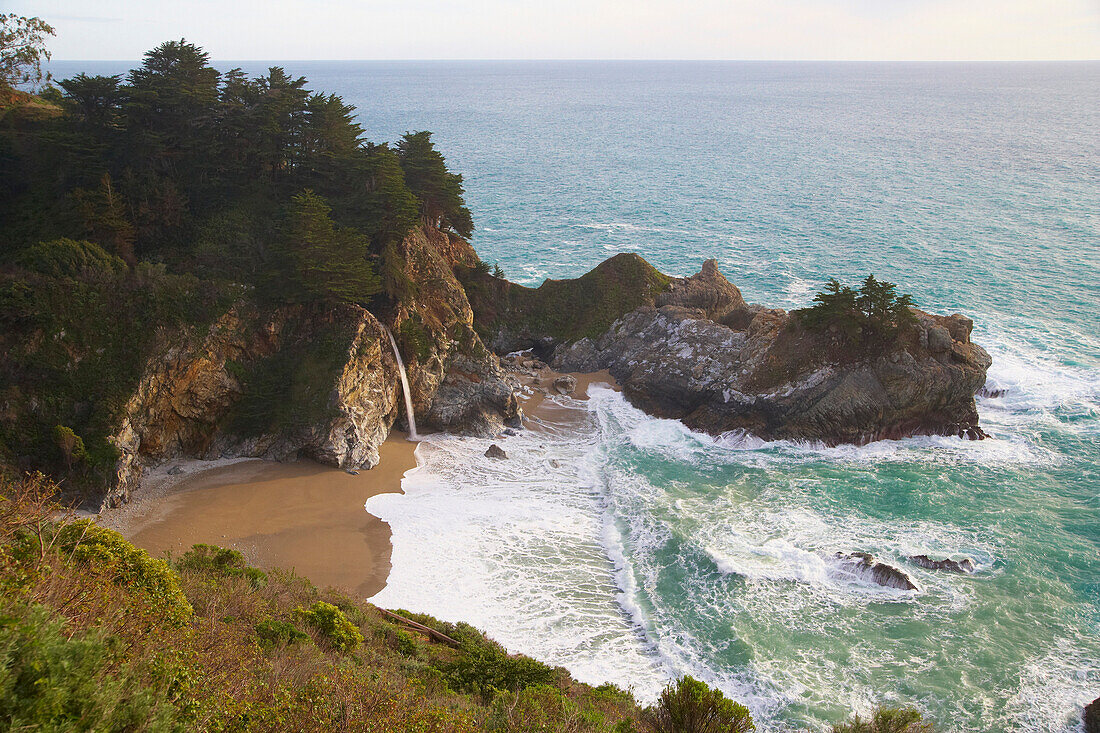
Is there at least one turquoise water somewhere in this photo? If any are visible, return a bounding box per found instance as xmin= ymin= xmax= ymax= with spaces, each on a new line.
xmin=52 ymin=60 xmax=1100 ymax=730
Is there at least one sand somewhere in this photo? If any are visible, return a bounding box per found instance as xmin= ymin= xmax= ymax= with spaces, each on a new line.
xmin=101 ymin=435 xmax=418 ymax=598
xmin=100 ymin=369 xmax=617 ymax=599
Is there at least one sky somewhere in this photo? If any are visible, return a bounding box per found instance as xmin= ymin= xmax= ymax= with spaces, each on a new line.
xmin=13 ymin=0 xmax=1100 ymax=61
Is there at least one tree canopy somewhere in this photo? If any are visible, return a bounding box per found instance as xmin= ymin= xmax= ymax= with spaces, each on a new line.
xmin=0 ymin=13 xmax=55 ymax=91
xmin=397 ymin=131 xmax=474 ymax=238
xmin=0 ymin=40 xmax=472 ymax=306
xmin=797 ymin=274 xmax=916 ymax=343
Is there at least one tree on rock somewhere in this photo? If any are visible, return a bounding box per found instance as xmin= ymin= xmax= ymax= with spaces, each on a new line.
xmin=396 ymin=130 xmax=473 ymax=238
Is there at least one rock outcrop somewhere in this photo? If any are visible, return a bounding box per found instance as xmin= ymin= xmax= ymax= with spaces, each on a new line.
xmin=109 ymin=302 xmax=402 ymax=507
xmin=1085 ymin=697 xmax=1100 ymax=733
xmin=105 ymin=225 xmax=520 ymax=508
xmin=552 ymin=260 xmax=990 ymax=445
xmin=909 ymin=555 xmax=976 ymax=573
xmin=835 ymin=552 xmax=919 ymax=591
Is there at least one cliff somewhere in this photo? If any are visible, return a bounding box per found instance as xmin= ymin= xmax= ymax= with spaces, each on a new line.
xmin=0 ymin=224 xmax=518 ymax=508
xmin=475 ymin=258 xmax=991 ymax=445
xmin=104 ymin=225 xmax=518 ymax=507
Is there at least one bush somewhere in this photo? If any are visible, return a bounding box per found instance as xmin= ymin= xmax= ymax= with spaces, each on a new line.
xmin=439 ymin=638 xmax=558 ymax=697
xmin=176 ymin=544 xmax=267 ymax=588
xmin=15 ymin=238 xmax=127 ymax=279
xmin=254 ymin=618 xmax=309 ymax=650
xmin=646 ymin=676 xmax=754 ymax=733
xmin=832 ymin=707 xmax=933 ymax=733
xmin=795 ymin=275 xmax=916 ymax=344
xmin=0 ymin=604 xmax=183 ymax=731
xmin=54 ymin=520 xmax=193 ymax=625
xmin=298 ymin=601 xmax=363 ymax=653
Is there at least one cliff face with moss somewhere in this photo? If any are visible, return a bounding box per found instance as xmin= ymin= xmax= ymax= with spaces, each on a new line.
xmin=104 ymin=224 xmax=518 ymax=508
xmin=0 ymin=224 xmax=518 ymax=508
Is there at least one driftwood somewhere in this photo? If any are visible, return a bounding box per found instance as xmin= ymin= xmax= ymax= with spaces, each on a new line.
xmin=377 ymin=607 xmax=461 ymax=647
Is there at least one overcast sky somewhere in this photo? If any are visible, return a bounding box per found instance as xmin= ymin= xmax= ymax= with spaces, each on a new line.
xmin=14 ymin=0 xmax=1100 ymax=61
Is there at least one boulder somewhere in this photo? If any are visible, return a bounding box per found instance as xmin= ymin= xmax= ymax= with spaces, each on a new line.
xmin=909 ymin=555 xmax=976 ymax=573
xmin=835 ymin=552 xmax=919 ymax=591
xmin=553 ymin=375 xmax=578 ymax=395
xmin=484 ymin=444 xmax=507 ymax=460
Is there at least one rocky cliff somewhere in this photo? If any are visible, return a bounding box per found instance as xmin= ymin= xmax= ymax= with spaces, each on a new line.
xmin=105 ymin=225 xmax=518 ymax=507
xmin=479 ymin=258 xmax=991 ymax=445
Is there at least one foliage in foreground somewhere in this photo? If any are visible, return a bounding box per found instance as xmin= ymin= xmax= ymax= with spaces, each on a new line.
xmin=0 ymin=472 xmax=938 ymax=732
xmin=647 ymin=676 xmax=754 ymax=733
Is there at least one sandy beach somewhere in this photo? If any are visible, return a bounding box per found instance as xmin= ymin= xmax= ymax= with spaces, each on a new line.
xmin=100 ymin=370 xmax=616 ymax=598
xmin=101 ymin=435 xmax=419 ymax=597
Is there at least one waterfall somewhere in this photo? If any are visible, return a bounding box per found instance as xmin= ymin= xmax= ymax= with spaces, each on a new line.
xmin=385 ymin=327 xmax=420 ymax=440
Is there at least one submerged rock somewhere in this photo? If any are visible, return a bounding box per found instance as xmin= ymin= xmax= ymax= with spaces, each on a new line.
xmin=909 ymin=555 xmax=976 ymax=573
xmin=835 ymin=552 xmax=919 ymax=591
xmin=484 ymin=444 xmax=508 ymax=460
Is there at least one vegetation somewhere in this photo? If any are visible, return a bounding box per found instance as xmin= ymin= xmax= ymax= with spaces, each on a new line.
xmin=461 ymin=252 xmax=672 ymax=344
xmin=0 ymin=34 xmax=473 ymax=492
xmin=0 ymin=13 xmax=55 ymax=93
xmin=647 ymin=676 xmax=754 ymax=733
xmin=0 ymin=473 xmax=655 ymax=732
xmin=831 ymin=707 xmax=934 ymax=733
xmin=795 ymin=275 xmax=916 ymax=344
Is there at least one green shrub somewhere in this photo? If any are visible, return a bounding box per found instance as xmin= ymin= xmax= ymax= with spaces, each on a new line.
xmin=55 ymin=521 xmax=192 ymax=625
xmin=15 ymin=238 xmax=127 ymax=279
xmin=298 ymin=601 xmax=363 ymax=653
xmin=0 ymin=604 xmax=183 ymax=731
xmin=254 ymin=619 xmax=309 ymax=650
xmin=438 ymin=638 xmax=558 ymax=697
xmin=646 ymin=676 xmax=754 ymax=733
xmin=832 ymin=706 xmax=933 ymax=733
xmin=52 ymin=424 xmax=87 ymax=469
xmin=176 ymin=544 xmax=267 ymax=588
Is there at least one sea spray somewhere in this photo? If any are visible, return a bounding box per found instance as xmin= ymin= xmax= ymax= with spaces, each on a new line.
xmin=385 ymin=326 xmax=420 ymax=440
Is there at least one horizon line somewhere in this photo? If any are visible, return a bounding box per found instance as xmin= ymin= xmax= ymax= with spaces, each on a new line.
xmin=50 ymin=57 xmax=1100 ymax=64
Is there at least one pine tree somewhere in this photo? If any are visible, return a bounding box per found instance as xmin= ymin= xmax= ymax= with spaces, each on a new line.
xmin=396 ymin=131 xmax=474 ymax=238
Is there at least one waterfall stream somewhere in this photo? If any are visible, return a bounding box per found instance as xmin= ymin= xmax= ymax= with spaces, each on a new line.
xmin=385 ymin=327 xmax=420 ymax=440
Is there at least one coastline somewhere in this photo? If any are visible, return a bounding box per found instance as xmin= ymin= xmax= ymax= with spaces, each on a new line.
xmin=99 ymin=369 xmax=617 ymax=599
xmin=100 ymin=434 xmax=419 ymax=597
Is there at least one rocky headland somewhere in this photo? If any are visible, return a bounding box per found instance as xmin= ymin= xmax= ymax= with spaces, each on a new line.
xmin=466 ymin=256 xmax=991 ymax=446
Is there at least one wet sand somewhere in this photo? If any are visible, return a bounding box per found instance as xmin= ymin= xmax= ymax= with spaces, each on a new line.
xmin=102 ymin=435 xmax=418 ymax=597
xmin=100 ymin=370 xmax=617 ymax=599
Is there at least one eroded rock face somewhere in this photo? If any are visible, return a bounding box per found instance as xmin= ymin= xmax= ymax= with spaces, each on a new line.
xmin=107 ymin=225 xmax=520 ymax=508
xmin=109 ymin=302 xmax=402 ymax=507
xmin=393 ymin=225 xmax=520 ymax=437
xmin=553 ymin=262 xmax=990 ymax=445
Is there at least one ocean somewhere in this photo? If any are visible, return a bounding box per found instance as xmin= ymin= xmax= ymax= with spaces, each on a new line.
xmin=50 ymin=60 xmax=1100 ymax=731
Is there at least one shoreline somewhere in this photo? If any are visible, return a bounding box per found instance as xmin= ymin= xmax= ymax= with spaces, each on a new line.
xmin=100 ymin=368 xmax=617 ymax=599
xmin=100 ymin=434 xmax=419 ymax=598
